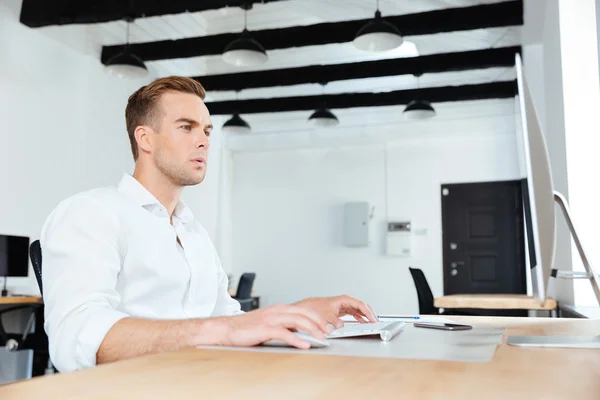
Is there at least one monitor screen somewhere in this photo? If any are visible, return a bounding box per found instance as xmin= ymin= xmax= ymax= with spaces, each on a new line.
xmin=515 ymin=53 xmax=556 ymax=300
xmin=0 ymin=235 xmax=30 ymax=277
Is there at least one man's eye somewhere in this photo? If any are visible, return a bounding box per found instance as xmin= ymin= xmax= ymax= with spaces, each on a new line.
xmin=181 ymin=125 xmax=192 ymax=131
xmin=205 ymin=131 xmax=211 ymax=137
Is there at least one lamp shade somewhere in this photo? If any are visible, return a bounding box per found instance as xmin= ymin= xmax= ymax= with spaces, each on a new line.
xmin=223 ymin=113 xmax=252 ymax=134
xmin=308 ymin=108 xmax=339 ymax=127
xmin=223 ymin=30 xmax=268 ymax=67
xmin=105 ymin=49 xmax=148 ymax=79
xmin=403 ymin=100 xmax=436 ymax=120
xmin=353 ymin=10 xmax=403 ymax=52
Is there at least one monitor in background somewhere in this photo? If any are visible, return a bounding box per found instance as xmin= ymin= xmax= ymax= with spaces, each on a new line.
xmin=514 ymin=53 xmax=556 ymax=302
xmin=0 ymin=234 xmax=30 ymax=278
xmin=509 ymin=54 xmax=600 ymax=348
xmin=514 ymin=53 xmax=600 ymax=305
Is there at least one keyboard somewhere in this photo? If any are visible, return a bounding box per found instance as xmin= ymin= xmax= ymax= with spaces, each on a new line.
xmin=326 ymin=321 xmax=406 ymax=341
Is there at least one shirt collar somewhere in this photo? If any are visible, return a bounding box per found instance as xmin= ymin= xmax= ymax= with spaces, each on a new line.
xmin=117 ymin=174 xmax=194 ymax=224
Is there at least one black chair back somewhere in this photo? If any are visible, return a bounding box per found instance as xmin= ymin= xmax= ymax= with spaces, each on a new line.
xmin=408 ymin=267 xmax=438 ymax=315
xmin=235 ymin=273 xmax=256 ymax=299
xmin=29 ymin=240 xmax=43 ymax=296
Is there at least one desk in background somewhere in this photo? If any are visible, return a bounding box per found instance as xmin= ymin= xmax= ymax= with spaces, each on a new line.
xmin=435 ymin=294 xmax=558 ymax=316
xmin=2 ymin=316 xmax=599 ymax=399
xmin=0 ymin=297 xmax=43 ymax=305
xmin=0 ymin=296 xmax=48 ymax=380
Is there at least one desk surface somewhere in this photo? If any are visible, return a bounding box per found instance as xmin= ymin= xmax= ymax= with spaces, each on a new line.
xmin=435 ymin=294 xmax=557 ymax=310
xmin=0 ymin=296 xmax=43 ymax=305
xmin=2 ymin=316 xmax=599 ymax=399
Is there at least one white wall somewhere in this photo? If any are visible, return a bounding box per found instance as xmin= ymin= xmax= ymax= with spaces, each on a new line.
xmin=0 ymin=1 xmax=130 ymax=294
xmin=230 ymin=103 xmax=520 ymax=314
xmin=0 ymin=1 xmax=227 ymax=294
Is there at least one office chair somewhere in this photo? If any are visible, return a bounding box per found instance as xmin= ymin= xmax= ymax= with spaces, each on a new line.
xmin=408 ymin=267 xmax=478 ymax=317
xmin=30 ymin=240 xmax=43 ymax=296
xmin=27 ymin=240 xmax=55 ymax=374
xmin=408 ymin=267 xmax=441 ymax=315
xmin=234 ymin=273 xmax=256 ymax=312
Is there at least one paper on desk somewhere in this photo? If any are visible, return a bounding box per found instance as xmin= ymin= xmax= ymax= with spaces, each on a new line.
xmin=198 ymin=324 xmax=506 ymax=363
xmin=341 ymin=315 xmax=459 ymax=324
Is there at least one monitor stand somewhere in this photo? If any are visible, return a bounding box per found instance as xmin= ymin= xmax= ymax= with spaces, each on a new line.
xmin=508 ymin=191 xmax=600 ymax=349
xmin=552 ymin=191 xmax=600 ymax=304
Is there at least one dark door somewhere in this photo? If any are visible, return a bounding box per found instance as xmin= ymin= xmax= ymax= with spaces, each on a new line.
xmin=442 ymin=181 xmax=526 ymax=297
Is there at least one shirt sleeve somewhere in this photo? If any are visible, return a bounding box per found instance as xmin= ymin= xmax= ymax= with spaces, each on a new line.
xmin=41 ymin=195 xmax=129 ymax=372
xmin=210 ymin=248 xmax=243 ymax=317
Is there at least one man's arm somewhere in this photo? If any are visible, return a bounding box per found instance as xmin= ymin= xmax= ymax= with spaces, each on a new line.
xmin=42 ymin=195 xmax=130 ymax=372
xmin=97 ymin=304 xmax=333 ymax=365
xmin=96 ymin=317 xmax=222 ymax=364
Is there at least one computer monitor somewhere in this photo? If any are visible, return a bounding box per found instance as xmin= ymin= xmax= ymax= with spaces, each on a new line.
xmin=514 ymin=53 xmax=600 ymax=305
xmin=0 ymin=234 xmax=30 ymax=278
xmin=509 ymin=54 xmax=600 ymax=348
xmin=514 ymin=54 xmax=556 ymax=302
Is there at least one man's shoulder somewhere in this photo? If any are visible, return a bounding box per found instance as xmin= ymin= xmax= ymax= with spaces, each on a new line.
xmin=43 ymin=185 xmax=131 ymax=228
xmin=56 ymin=186 xmax=122 ymax=211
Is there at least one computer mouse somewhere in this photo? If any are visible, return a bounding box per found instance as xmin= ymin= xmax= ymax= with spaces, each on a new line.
xmin=262 ymin=331 xmax=331 ymax=348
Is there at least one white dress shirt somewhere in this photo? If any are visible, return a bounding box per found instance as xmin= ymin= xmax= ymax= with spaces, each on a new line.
xmin=41 ymin=174 xmax=241 ymax=372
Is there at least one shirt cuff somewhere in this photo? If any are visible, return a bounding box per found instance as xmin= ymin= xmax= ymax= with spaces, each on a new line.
xmin=75 ymin=309 xmax=129 ymax=369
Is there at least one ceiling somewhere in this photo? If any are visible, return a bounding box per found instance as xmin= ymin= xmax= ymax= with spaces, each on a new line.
xmin=19 ymin=0 xmax=524 ymax=135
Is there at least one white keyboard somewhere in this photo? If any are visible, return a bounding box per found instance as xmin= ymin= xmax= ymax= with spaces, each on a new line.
xmin=326 ymin=321 xmax=406 ymax=341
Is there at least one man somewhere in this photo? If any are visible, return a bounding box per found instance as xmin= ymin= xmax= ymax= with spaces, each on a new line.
xmin=41 ymin=76 xmax=377 ymax=373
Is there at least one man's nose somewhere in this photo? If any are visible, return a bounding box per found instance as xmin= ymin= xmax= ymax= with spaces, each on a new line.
xmin=196 ymin=132 xmax=210 ymax=149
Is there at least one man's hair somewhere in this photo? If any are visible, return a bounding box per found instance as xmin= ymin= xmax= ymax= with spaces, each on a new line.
xmin=125 ymin=76 xmax=206 ymax=161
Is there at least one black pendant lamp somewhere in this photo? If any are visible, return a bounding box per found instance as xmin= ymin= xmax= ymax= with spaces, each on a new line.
xmin=354 ymin=0 xmax=403 ymax=52
xmin=223 ymin=113 xmax=252 ymax=134
xmin=105 ymin=18 xmax=148 ymax=79
xmin=403 ymin=73 xmax=436 ymax=120
xmin=223 ymin=91 xmax=252 ymax=133
xmin=223 ymin=4 xmax=268 ymax=67
xmin=403 ymin=100 xmax=436 ymax=120
xmin=309 ymin=108 xmax=339 ymax=127
xmin=308 ymin=84 xmax=339 ymax=127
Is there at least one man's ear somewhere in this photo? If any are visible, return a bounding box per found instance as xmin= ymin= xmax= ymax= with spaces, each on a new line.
xmin=135 ymin=126 xmax=153 ymax=155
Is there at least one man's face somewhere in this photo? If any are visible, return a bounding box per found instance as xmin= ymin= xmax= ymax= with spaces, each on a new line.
xmin=150 ymin=91 xmax=213 ymax=187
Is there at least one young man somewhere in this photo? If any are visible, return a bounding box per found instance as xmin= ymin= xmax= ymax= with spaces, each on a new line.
xmin=41 ymin=76 xmax=377 ymax=373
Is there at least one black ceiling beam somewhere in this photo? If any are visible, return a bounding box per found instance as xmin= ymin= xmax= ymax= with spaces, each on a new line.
xmin=204 ymin=80 xmax=518 ymax=115
xmin=101 ymin=1 xmax=523 ymax=64
xmin=20 ymin=0 xmax=290 ymax=27
xmin=196 ymin=46 xmax=520 ymax=92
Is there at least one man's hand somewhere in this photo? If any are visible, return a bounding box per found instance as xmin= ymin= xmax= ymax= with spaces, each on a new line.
xmin=293 ymin=295 xmax=378 ymax=329
xmin=214 ymin=304 xmax=333 ymax=349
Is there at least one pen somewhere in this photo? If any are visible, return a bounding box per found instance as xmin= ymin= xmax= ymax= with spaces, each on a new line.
xmin=377 ymin=315 xmax=420 ymax=320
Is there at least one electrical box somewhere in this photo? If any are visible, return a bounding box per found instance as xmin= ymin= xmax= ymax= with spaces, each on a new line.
xmin=386 ymin=221 xmax=411 ymax=256
xmin=344 ymin=202 xmax=370 ymax=247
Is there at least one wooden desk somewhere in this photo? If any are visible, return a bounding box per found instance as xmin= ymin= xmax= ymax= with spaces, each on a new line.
xmin=0 ymin=296 xmax=43 ymax=305
xmin=435 ymin=294 xmax=557 ymax=311
xmin=1 ymin=316 xmax=599 ymax=399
